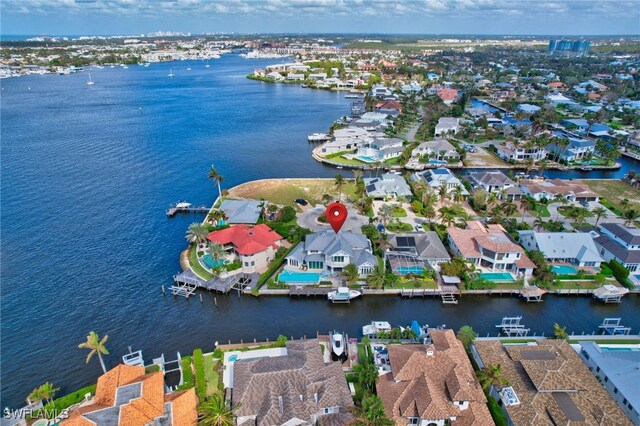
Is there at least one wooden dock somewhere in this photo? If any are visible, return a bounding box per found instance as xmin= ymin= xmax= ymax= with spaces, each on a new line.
xmin=172 ymin=270 xmax=258 ymax=297
xmin=166 ymin=202 xmax=210 ymax=217
xmin=289 ymin=287 xmax=332 ymax=297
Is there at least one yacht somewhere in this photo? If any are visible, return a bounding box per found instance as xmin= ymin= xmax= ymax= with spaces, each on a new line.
xmin=86 ymin=73 xmax=94 ymax=85
xmin=327 ymin=287 xmax=360 ymax=302
xmin=307 ymin=132 xmax=330 ymax=143
xmin=168 ymin=68 xmax=175 ymax=78
xmin=329 ymin=331 xmax=346 ymax=359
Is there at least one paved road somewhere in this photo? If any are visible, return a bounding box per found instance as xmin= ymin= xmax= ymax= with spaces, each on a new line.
xmin=297 ymin=205 xmax=369 ymax=233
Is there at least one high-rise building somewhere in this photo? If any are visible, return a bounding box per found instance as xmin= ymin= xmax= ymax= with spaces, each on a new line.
xmin=548 ymin=39 xmax=591 ymax=56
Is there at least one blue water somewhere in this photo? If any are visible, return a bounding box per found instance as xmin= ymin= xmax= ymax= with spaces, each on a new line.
xmin=201 ymin=254 xmax=228 ymax=269
xmin=278 ymin=270 xmax=321 ymax=284
xmin=396 ymin=266 xmax=425 ymax=274
xmin=552 ymin=265 xmax=579 ymax=275
xmin=478 ymin=272 xmax=515 ymax=282
xmin=1 ymin=54 xmax=640 ymax=410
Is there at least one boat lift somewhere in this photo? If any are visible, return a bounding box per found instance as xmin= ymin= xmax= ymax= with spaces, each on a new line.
xmin=598 ymin=318 xmax=632 ymax=335
xmin=495 ymin=316 xmax=530 ymax=337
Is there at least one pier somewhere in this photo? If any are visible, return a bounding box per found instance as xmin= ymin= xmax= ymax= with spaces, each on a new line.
xmin=289 ymin=286 xmax=331 ymax=297
xmin=166 ymin=202 xmax=210 ymax=217
xmin=172 ymin=270 xmax=258 ymax=297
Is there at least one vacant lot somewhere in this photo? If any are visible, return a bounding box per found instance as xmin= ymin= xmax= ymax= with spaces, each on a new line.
xmin=575 ymin=180 xmax=640 ymax=211
xmin=228 ymin=178 xmax=357 ymax=207
xmin=463 ymin=147 xmax=511 ymax=168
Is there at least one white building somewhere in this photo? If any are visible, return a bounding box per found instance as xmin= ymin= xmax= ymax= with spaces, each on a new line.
xmin=518 ymin=231 xmax=603 ymax=267
xmin=320 ymin=127 xmax=371 ymax=155
xmin=434 ymin=117 xmax=460 ymax=136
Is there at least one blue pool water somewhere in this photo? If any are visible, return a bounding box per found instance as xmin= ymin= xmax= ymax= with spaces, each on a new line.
xmin=278 ymin=270 xmax=321 ymax=284
xmin=228 ymin=354 xmax=238 ymax=362
xmin=552 ymin=265 xmax=579 ymax=275
xmin=357 ymin=155 xmax=378 ymax=163
xmin=478 ymin=272 xmax=515 ymax=282
xmin=201 ymin=254 xmax=228 ymax=269
xmin=601 ymin=347 xmax=640 ymax=352
xmin=428 ymin=160 xmax=447 ymax=165
xmin=396 ymin=266 xmax=425 ymax=274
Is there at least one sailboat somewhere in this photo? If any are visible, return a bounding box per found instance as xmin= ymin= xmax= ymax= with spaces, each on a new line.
xmin=168 ymin=68 xmax=175 ymax=78
xmin=187 ymin=66 xmax=191 ymax=71
xmin=205 ymin=60 xmax=210 ymax=68
xmin=86 ymin=73 xmax=95 ymax=85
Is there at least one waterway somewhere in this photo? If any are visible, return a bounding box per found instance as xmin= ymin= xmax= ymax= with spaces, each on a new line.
xmin=0 ymin=54 xmax=638 ymax=409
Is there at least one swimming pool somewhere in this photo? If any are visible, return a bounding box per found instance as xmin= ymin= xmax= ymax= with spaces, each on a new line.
xmin=478 ymin=272 xmax=515 ymax=282
xmin=357 ymin=155 xmax=379 ymax=163
xmin=278 ymin=270 xmax=321 ymax=284
xmin=228 ymin=354 xmax=238 ymax=361
xmin=201 ymin=254 xmax=229 ymax=269
xmin=428 ymin=160 xmax=447 ymax=165
xmin=551 ymin=265 xmax=578 ymax=275
xmin=601 ymin=347 xmax=640 ymax=352
xmin=396 ymin=266 xmax=425 ymax=274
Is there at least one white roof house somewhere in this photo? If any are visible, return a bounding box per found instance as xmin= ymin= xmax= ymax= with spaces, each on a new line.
xmin=412 ymin=138 xmax=460 ymax=160
xmin=363 ymin=173 xmax=412 ymax=199
xmin=320 ymin=126 xmax=372 ymax=155
xmin=434 ymin=117 xmax=460 ymax=136
xmin=412 ymin=168 xmax=468 ymax=197
xmin=518 ymin=231 xmax=603 ymax=267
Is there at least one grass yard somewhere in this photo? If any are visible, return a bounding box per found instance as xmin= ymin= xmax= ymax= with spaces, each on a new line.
xmin=189 ymin=245 xmax=214 ymax=280
xmin=228 ymin=178 xmax=357 ymax=207
xmin=575 ymin=180 xmax=640 ymax=213
xmin=203 ymin=353 xmax=221 ymax=396
xmin=391 ymin=206 xmax=407 ymax=217
xmin=327 ymin=156 xmax=369 ymax=166
xmin=552 ymin=280 xmax=601 ymax=290
xmin=391 ymin=280 xmax=438 ymax=289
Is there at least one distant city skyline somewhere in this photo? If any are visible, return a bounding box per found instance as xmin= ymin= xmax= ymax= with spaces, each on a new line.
xmin=2 ymin=0 xmax=640 ymax=36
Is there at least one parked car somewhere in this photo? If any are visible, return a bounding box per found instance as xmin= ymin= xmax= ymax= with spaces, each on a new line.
xmin=414 ymin=224 xmax=423 ymax=232
xmin=579 ymin=200 xmax=589 ymax=207
xmin=294 ymin=198 xmax=308 ymax=206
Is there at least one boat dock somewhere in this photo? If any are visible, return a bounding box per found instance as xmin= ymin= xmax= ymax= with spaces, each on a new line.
xmin=598 ymin=318 xmax=632 ymax=335
xmin=400 ymin=286 xmax=460 ymax=304
xmin=171 ymin=270 xmax=258 ymax=297
xmin=495 ymin=316 xmax=530 ymax=337
xmin=166 ymin=202 xmax=210 ymax=217
xmin=289 ymin=286 xmax=331 ymax=297
xmin=521 ymin=287 xmax=546 ymax=303
xmin=592 ymin=284 xmax=629 ymax=303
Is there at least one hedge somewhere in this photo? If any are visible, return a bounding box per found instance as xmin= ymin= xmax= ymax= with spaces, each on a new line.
xmin=257 ymin=241 xmax=299 ymax=287
xmin=193 ymin=349 xmax=206 ymax=401
xmin=33 ymin=384 xmax=97 ymax=417
xmin=177 ymin=356 xmax=194 ymax=391
xmin=608 ymin=260 xmax=634 ymax=289
xmin=487 ymin=395 xmax=508 ymax=426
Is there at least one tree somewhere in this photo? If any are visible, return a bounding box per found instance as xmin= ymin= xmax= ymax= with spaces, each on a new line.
xmin=477 ymin=363 xmax=509 ymax=391
xmin=208 ymin=242 xmax=227 ymax=263
xmin=500 ymin=200 xmax=517 ymax=217
xmin=533 ymin=215 xmax=545 ymax=231
xmin=352 ymin=394 xmax=394 ymax=426
xmin=456 ymin=325 xmax=477 ymax=350
xmin=27 ymin=386 xmax=44 ymax=405
xmin=353 ymin=169 xmax=364 ymax=184
xmin=207 ymin=209 xmax=227 ymax=226
xmin=622 ymin=208 xmax=639 ymax=226
xmin=78 ymin=331 xmax=109 ymax=373
xmin=39 ymin=382 xmax=59 ymax=406
xmin=378 ymin=204 xmax=393 ymax=228
xmin=334 ymin=173 xmax=345 ymax=200
xmin=208 ymin=166 xmax=224 ymax=201
xmin=367 ymin=266 xmax=386 ymax=289
xmin=520 ymin=197 xmax=535 ymax=221
xmin=592 ymin=207 xmax=608 ymax=226
xmin=342 ymin=263 xmax=360 ymax=286
xmin=354 ymin=360 xmax=379 ymax=392
xmin=197 ymin=393 xmax=239 ymax=426
xmin=553 ymin=323 xmax=568 ymax=340
xmin=186 ymin=223 xmax=210 ymax=244
xmin=453 ymin=185 xmax=465 ymax=203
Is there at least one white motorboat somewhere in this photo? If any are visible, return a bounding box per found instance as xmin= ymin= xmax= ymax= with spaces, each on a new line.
xmin=307 ymin=132 xmax=331 ymax=143
xmin=362 ymin=321 xmax=392 ymax=337
xmin=330 ymin=331 xmax=345 ymax=358
xmin=327 ymin=287 xmax=361 ymax=302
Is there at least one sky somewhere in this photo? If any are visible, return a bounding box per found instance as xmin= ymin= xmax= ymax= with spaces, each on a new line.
xmin=2 ymin=0 xmax=640 ymax=36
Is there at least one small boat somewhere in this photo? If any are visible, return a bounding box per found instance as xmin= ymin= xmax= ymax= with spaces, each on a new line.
xmin=122 ymin=65 xmax=129 ymax=69
xmin=301 ymin=84 xmax=308 ymax=88
xmin=86 ymin=73 xmax=95 ymax=85
xmin=345 ymin=94 xmax=361 ymax=99
xmin=336 ymin=166 xmax=343 ymax=169
xmin=187 ymin=66 xmax=191 ymax=71
xmin=362 ymin=321 xmax=391 ymax=337
xmin=168 ymin=68 xmax=175 ymax=78
xmin=580 ymin=166 xmax=593 ymax=171
xmin=307 ymin=132 xmax=330 ymax=143
xmin=330 ymin=331 xmax=345 ymax=358
xmin=327 ymin=287 xmax=361 ymax=303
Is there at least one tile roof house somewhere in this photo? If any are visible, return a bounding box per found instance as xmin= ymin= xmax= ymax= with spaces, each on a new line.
xmin=219 ymin=199 xmax=263 ymax=224
xmin=577 ymin=341 xmax=640 ymax=425
xmin=472 ymin=339 xmax=632 ymax=426
xmin=448 ymin=221 xmax=535 ymax=277
xmin=436 ymin=88 xmax=459 ymax=105
xmin=208 ymin=224 xmax=283 ymax=273
xmin=363 ymin=173 xmax=412 ymax=199
xmin=376 ymin=329 xmax=493 ymax=426
xmin=518 ymin=230 xmax=603 ymax=267
xmin=518 ymin=179 xmax=599 ymax=202
xmin=468 ymin=170 xmax=522 ymax=200
xmin=412 ymin=138 xmax=460 ymax=161
xmin=593 ymin=223 xmax=640 ymax=273
xmin=412 ymin=168 xmax=468 ymax=199
xmin=61 ymin=365 xmax=197 ymax=426
xmin=385 ymin=232 xmax=451 ymax=273
xmin=285 ymin=229 xmax=377 ymax=276
xmin=231 ymin=339 xmax=354 ymax=426
xmin=434 ymin=117 xmax=460 ymax=136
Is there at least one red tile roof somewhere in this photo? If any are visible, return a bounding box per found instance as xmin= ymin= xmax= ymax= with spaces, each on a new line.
xmin=208 ymin=224 xmax=283 ymax=255
xmin=437 ymin=88 xmax=458 ymax=102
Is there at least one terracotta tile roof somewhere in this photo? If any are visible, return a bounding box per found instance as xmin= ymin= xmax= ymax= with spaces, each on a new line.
xmin=376 ymin=330 xmax=492 ymax=425
xmin=208 ymin=224 xmax=283 ymax=255
xmin=520 ymin=179 xmax=598 ymax=199
xmin=437 ymin=88 xmax=459 ymax=101
xmin=473 ymin=339 xmax=632 ymax=426
xmin=94 ymin=364 xmax=146 ymax=406
xmin=166 ymin=389 xmax=198 ymax=426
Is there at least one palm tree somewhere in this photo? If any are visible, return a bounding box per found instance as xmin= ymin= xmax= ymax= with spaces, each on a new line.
xmin=39 ymin=382 xmax=59 ymax=406
xmin=378 ymin=204 xmax=393 ymax=228
xmin=352 ymin=394 xmax=394 ymax=426
xmin=208 ymin=166 xmax=224 ymax=201
xmin=453 ymin=185 xmax=464 ymax=203
xmin=500 ymin=200 xmax=517 ymax=217
xmin=197 ymin=393 xmax=239 ymax=426
xmin=186 ymin=223 xmax=210 ymax=244
xmin=520 ymin=197 xmax=535 ymax=221
xmin=354 ymin=361 xmax=379 ymax=392
xmin=353 ymin=169 xmax=363 ymax=184
xmin=553 ymin=323 xmax=568 ymax=340
xmin=437 ymin=184 xmax=448 ymax=201
xmin=477 ymin=363 xmax=509 ymax=391
xmin=334 ymin=173 xmax=345 ymax=200
xmin=456 ymin=325 xmax=477 ymax=350
xmin=622 ymin=208 xmax=639 ymax=227
xmin=438 ymin=206 xmax=457 ymax=227
xmin=367 ymin=266 xmax=386 ymax=289
xmin=533 ymin=215 xmax=545 ymax=231
xmin=78 ymin=331 xmax=109 ymax=373
xmin=592 ymin=207 xmax=608 ymax=226
xmin=423 ymin=205 xmax=436 ymax=223
xmin=27 ymin=387 xmax=44 ymax=405
xmin=208 ymin=242 xmax=227 ymax=263
xmin=342 ymin=264 xmax=359 ymax=286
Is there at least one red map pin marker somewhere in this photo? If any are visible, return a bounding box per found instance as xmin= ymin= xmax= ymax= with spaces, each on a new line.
xmin=326 ymin=202 xmax=348 ymax=234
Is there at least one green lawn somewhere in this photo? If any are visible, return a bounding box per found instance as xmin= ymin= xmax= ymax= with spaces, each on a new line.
xmin=391 ymin=207 xmax=407 ymax=217
xmin=386 ymin=222 xmax=413 ymax=232
xmin=189 ymin=245 xmax=214 ymax=280
xmin=576 ymin=180 xmax=640 ymax=213
xmin=328 ymin=156 xmax=369 ymax=166
xmin=533 ymin=204 xmax=551 ymax=218
xmin=203 ymin=353 xmax=221 ymax=396
xmin=390 ymin=279 xmax=438 ymax=289
xmin=228 ymin=178 xmax=358 ymax=207
xmin=551 ymin=280 xmax=601 ymax=290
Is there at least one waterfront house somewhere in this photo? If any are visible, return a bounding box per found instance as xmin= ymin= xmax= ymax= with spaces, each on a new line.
xmin=320 ymin=127 xmax=371 ymax=155
xmin=518 ymin=179 xmax=599 ymax=202
xmin=219 ymin=199 xmax=263 ymax=224
xmin=496 ymin=141 xmax=547 ymax=162
xmin=593 ymin=223 xmax=640 ymax=273
xmin=434 ymin=117 xmax=460 ymax=136
xmin=371 ymin=85 xmax=392 ymax=98
xmin=286 ymin=72 xmax=305 ymax=81
xmin=385 ymin=232 xmax=451 ymax=273
xmin=468 ymin=170 xmax=522 ymax=200
xmin=412 ymin=138 xmax=460 ymax=161
xmin=375 ymin=99 xmax=403 ymax=113
xmin=61 ymin=364 xmax=197 ymax=426
xmin=577 ymin=341 xmax=640 ymax=424
xmin=363 ymin=172 xmax=412 ymax=200
xmin=307 ymin=72 xmax=327 ymax=80
xmin=436 ymin=88 xmax=459 ymax=105
xmin=231 ymin=339 xmax=354 ymax=426
xmin=471 ymin=339 xmax=632 ymax=426
xmin=285 ymin=229 xmax=377 ymax=277
xmin=448 ymin=221 xmax=535 ymax=277
xmin=376 ymin=329 xmax=492 ymax=426
xmin=412 ymin=168 xmax=468 ymax=199
xmin=265 ymin=71 xmax=284 ymax=81
xmin=561 ymin=118 xmax=590 ymax=131
xmin=546 ymin=135 xmax=595 ymax=162
xmin=545 ymin=92 xmax=576 ymax=105
xmin=516 ymin=103 xmax=540 ymax=114
xmin=518 ymin=230 xmax=603 ymax=267
xmin=207 ymin=224 xmax=283 ymax=273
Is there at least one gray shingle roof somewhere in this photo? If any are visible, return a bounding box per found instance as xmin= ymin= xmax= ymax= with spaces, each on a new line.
xmin=600 ymin=223 xmax=640 ymax=245
xmin=388 ymin=232 xmax=451 ymax=261
xmin=469 ymin=170 xmax=516 ymax=187
xmin=518 ymin=231 xmax=603 ymax=263
xmin=220 ymin=199 xmax=262 ymax=224
xmin=363 ymin=173 xmax=412 ymax=198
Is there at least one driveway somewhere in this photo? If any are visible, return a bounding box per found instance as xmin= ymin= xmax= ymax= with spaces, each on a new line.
xmin=297 ymin=205 xmax=369 ymax=233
